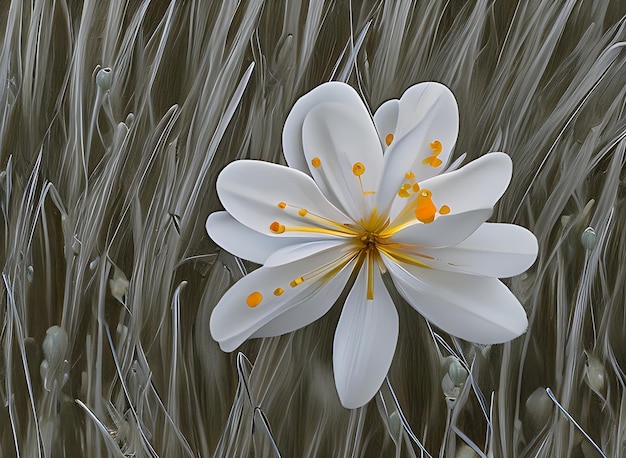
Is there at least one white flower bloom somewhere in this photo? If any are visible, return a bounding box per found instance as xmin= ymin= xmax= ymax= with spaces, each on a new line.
xmin=206 ymin=82 xmax=538 ymax=409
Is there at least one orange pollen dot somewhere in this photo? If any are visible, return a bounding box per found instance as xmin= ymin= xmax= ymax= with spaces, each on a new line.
xmin=298 ymin=209 xmax=308 ymax=217
xmin=385 ymin=133 xmax=394 ymax=146
xmin=429 ymin=140 xmax=443 ymax=155
xmin=277 ymin=202 xmax=287 ymax=209
xmin=311 ymin=157 xmax=321 ymax=168
xmin=405 ymin=171 xmax=415 ymax=180
xmin=289 ymin=277 xmax=304 ymax=288
xmin=439 ymin=205 xmax=450 ymax=215
xmin=246 ymin=291 xmax=263 ymax=307
xmin=412 ymin=183 xmax=420 ymax=192
xmin=401 ymin=183 xmax=411 ymax=190
xmin=398 ymin=188 xmax=411 ymax=198
xmin=269 ymin=221 xmax=285 ymax=233
xmin=273 ymin=288 xmax=284 ymax=296
xmin=352 ymin=162 xmax=366 ymax=176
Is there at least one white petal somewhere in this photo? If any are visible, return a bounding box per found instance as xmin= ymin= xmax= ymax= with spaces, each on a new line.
xmin=264 ymin=239 xmax=350 ymax=267
xmin=283 ymin=82 xmax=367 ymax=174
xmin=210 ymin=247 xmax=355 ymax=352
xmin=384 ymin=257 xmax=528 ymax=344
xmin=251 ymin=259 xmax=355 ymax=338
xmin=373 ymin=99 xmax=399 ymax=153
xmin=206 ymin=212 xmax=315 ymax=264
xmin=391 ymin=208 xmax=492 ymax=248
xmin=333 ymin=264 xmax=398 ymax=408
xmin=415 ymin=223 xmax=538 ymax=277
xmin=376 ymin=83 xmax=459 ymax=211
xmin=302 ymin=102 xmax=383 ymax=219
xmin=217 ymin=160 xmax=353 ymax=238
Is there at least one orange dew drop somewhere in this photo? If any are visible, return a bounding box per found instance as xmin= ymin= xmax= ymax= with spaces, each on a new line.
xmin=311 ymin=157 xmax=321 ymax=168
xmin=397 ymin=188 xmax=411 ymax=198
xmin=412 ymin=183 xmax=420 ymax=193
xmin=429 ymin=140 xmax=443 ymax=155
xmin=404 ymin=171 xmax=415 ymax=180
xmin=385 ymin=133 xmax=394 ymax=146
xmin=246 ymin=291 xmax=263 ymax=307
xmin=439 ymin=205 xmax=450 ymax=215
xmin=298 ymin=208 xmax=308 ymax=217
xmin=352 ymin=162 xmax=366 ymax=176
xmin=273 ymin=288 xmax=284 ymax=296
xmin=401 ymin=183 xmax=411 ymax=190
xmin=277 ymin=202 xmax=287 ymax=209
xmin=414 ymin=189 xmax=436 ymax=224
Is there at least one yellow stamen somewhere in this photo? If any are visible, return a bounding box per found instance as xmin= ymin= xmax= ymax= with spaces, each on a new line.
xmin=289 ymin=277 xmax=304 ymax=288
xmin=385 ymin=133 xmax=394 ymax=146
xmin=246 ymin=291 xmax=263 ymax=307
xmin=277 ymin=202 xmax=287 ymax=209
xmin=366 ymin=251 xmax=375 ymax=300
xmin=298 ymin=208 xmax=308 ymax=217
xmin=273 ymin=288 xmax=284 ymax=296
xmin=269 ymin=221 xmax=286 ymax=233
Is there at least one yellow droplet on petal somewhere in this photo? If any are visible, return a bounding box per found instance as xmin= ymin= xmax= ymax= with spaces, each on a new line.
xmin=246 ymin=291 xmax=263 ymax=307
xmin=385 ymin=133 xmax=394 ymax=146
xmin=439 ymin=205 xmax=450 ymax=215
xmin=429 ymin=140 xmax=443 ymax=155
xmin=289 ymin=277 xmax=304 ymax=288
xmin=401 ymin=183 xmax=411 ymax=190
xmin=422 ymin=156 xmax=443 ymax=167
xmin=414 ymin=189 xmax=436 ymax=224
xmin=311 ymin=157 xmax=321 ymax=168
xmin=404 ymin=171 xmax=415 ymax=180
xmin=397 ymin=188 xmax=411 ymax=198
xmin=277 ymin=202 xmax=287 ymax=209
xmin=273 ymin=288 xmax=284 ymax=296
xmin=269 ymin=221 xmax=285 ymax=233
xmin=298 ymin=208 xmax=308 ymax=217
xmin=352 ymin=162 xmax=365 ymax=176
xmin=412 ymin=183 xmax=420 ymax=193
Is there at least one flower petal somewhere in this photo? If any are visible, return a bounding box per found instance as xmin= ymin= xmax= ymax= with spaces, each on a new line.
xmin=333 ymin=263 xmax=398 ymax=408
xmin=376 ymin=83 xmax=459 ymax=211
xmin=384 ymin=257 xmax=528 ymax=344
xmin=283 ymin=82 xmax=367 ymax=175
xmin=415 ymin=223 xmax=538 ymax=277
xmin=211 ymin=247 xmax=355 ymax=352
xmin=217 ymin=160 xmax=353 ymax=238
xmin=302 ymin=101 xmax=383 ymax=220
xmin=390 ymin=208 xmax=492 ymax=248
xmin=251 ymin=259 xmax=355 ymax=338
xmin=206 ymin=212 xmax=315 ymax=264
xmin=264 ymin=239 xmax=350 ymax=267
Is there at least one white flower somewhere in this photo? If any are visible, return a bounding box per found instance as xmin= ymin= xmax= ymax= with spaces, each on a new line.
xmin=206 ymin=82 xmax=538 ymax=409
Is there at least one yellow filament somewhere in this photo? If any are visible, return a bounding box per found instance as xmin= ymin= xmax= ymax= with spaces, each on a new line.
xmin=366 ymin=251 xmax=375 ymax=300
xmin=246 ymin=291 xmax=263 ymax=307
xmin=311 ymin=157 xmax=321 ymax=168
xmin=385 ymin=133 xmax=394 ymax=146
xmin=273 ymin=288 xmax=284 ymax=296
xmin=378 ymin=246 xmax=431 ymax=269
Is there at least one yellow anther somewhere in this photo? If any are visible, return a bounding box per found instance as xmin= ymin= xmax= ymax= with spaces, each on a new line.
xmin=246 ymin=291 xmax=263 ymax=308
xmin=311 ymin=157 xmax=321 ymax=168
xmin=269 ymin=221 xmax=285 ymax=233
xmin=439 ymin=205 xmax=450 ymax=215
xmin=422 ymin=156 xmax=443 ymax=167
xmin=273 ymin=288 xmax=284 ymax=296
xmin=429 ymin=140 xmax=443 ymax=155
xmin=414 ymin=188 xmax=436 ymax=224
xmin=412 ymin=183 xmax=420 ymax=193
xmin=397 ymin=188 xmax=411 ymax=198
xmin=277 ymin=202 xmax=287 ymax=209
xmin=298 ymin=209 xmax=308 ymax=217
xmin=385 ymin=133 xmax=394 ymax=146
xmin=404 ymin=171 xmax=415 ymax=180
xmin=289 ymin=277 xmax=304 ymax=288
xmin=352 ymin=162 xmax=366 ymax=176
